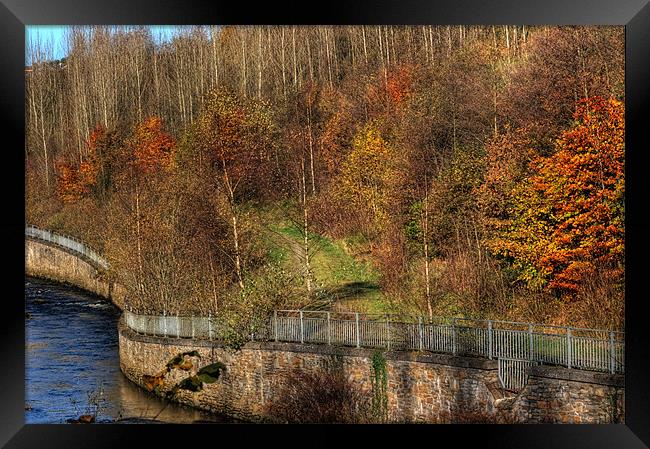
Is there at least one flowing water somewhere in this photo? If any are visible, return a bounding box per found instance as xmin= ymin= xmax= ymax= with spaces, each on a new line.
xmin=25 ymin=276 xmax=238 ymax=424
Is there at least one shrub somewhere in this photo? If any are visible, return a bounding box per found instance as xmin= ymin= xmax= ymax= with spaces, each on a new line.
xmin=267 ymin=365 xmax=373 ymax=423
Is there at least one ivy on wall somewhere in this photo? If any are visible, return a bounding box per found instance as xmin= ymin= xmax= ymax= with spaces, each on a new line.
xmin=371 ymin=349 xmax=388 ymax=423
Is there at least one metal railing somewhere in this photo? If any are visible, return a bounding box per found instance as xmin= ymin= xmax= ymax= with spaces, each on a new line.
xmin=498 ymin=358 xmax=537 ymax=392
xmin=25 ymin=225 xmax=109 ymax=270
xmin=123 ymin=309 xmax=624 ymax=375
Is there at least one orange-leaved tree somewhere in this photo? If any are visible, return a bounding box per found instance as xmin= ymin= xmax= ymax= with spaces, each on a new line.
xmin=386 ymin=64 xmax=414 ymax=105
xmin=130 ymin=116 xmax=176 ymax=174
xmin=56 ymin=124 xmax=106 ymax=203
xmin=493 ymin=97 xmax=624 ymax=296
xmin=55 ymin=160 xmax=85 ymax=203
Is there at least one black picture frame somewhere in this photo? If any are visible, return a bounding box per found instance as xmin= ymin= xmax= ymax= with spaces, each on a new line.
xmin=3 ymin=0 xmax=649 ymax=447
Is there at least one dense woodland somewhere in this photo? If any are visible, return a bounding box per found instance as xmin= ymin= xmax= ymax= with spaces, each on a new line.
xmin=25 ymin=25 xmax=625 ymax=332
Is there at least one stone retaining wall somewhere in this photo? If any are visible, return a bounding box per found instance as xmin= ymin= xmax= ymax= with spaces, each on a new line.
xmin=118 ymin=320 xmax=502 ymax=423
xmin=512 ymin=366 xmax=625 ymax=423
xmin=118 ymin=320 xmax=624 ymax=423
xmin=25 ymin=238 xmax=126 ymax=310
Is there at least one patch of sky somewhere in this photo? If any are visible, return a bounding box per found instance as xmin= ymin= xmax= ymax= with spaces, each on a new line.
xmin=25 ymin=25 xmax=195 ymax=65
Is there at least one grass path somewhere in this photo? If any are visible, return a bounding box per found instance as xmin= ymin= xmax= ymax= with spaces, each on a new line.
xmin=265 ymin=217 xmax=390 ymax=314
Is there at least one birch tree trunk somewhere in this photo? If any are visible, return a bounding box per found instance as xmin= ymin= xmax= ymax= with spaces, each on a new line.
xmin=301 ymin=156 xmax=313 ymax=293
xmin=220 ymin=159 xmax=245 ymax=290
xmin=423 ymin=182 xmax=433 ymax=319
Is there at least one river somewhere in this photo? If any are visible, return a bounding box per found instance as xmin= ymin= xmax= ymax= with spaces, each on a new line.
xmin=25 ymin=276 xmax=238 ymax=424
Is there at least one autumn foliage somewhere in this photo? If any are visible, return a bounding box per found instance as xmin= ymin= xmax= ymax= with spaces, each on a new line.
xmin=196 ymin=88 xmax=276 ymax=201
xmin=31 ymin=27 xmax=625 ymax=329
xmin=337 ymin=122 xmax=396 ymax=228
xmin=386 ymin=64 xmax=414 ymax=105
xmin=492 ymin=97 xmax=624 ymax=296
xmin=55 ymin=160 xmax=85 ymax=203
xmin=130 ymin=116 xmax=176 ymax=174
xmin=56 ymin=118 xmax=176 ymax=203
xmin=56 ymin=124 xmax=105 ymax=203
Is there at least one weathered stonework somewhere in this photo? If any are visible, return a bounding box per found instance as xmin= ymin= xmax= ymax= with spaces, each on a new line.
xmin=118 ymin=320 xmax=624 ymax=423
xmin=511 ymin=366 xmax=625 ymax=423
xmin=118 ymin=319 xmax=501 ymax=423
xmin=25 ymin=239 xmax=126 ymax=310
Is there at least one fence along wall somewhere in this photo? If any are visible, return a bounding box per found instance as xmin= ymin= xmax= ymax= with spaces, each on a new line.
xmin=26 ymin=225 xmax=109 ymax=270
xmin=123 ymin=309 xmax=625 ymax=375
xmin=118 ymin=318 xmax=624 ymax=424
xmin=25 ymin=226 xmax=126 ymax=309
xmin=118 ymin=318 xmax=504 ymax=423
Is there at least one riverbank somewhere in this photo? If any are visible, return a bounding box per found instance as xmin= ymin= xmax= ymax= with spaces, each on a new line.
xmin=25 ymin=277 xmax=239 ymax=424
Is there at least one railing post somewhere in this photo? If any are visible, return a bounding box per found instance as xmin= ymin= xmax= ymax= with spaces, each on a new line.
xmin=300 ymin=310 xmax=304 ymax=344
xmin=386 ymin=315 xmax=391 ymax=350
xmin=488 ymin=320 xmax=493 ymax=360
xmin=609 ymin=331 xmax=615 ymax=374
xmin=208 ymin=313 xmax=213 ymax=341
xmin=567 ymin=327 xmax=572 ymax=369
xmin=274 ymin=310 xmax=278 ymax=342
xmin=528 ymin=324 xmax=534 ymax=361
xmin=418 ymin=316 xmax=423 ymax=351
xmin=327 ymin=312 xmax=331 ymax=345
xmin=163 ymin=311 xmax=167 ymax=338
xmin=355 ymin=313 xmax=361 ymax=348
xmin=452 ymin=318 xmax=457 ymax=355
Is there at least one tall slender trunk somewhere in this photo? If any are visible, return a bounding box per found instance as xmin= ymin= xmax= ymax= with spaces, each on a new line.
xmin=362 ymin=26 xmax=368 ymax=64
xmin=324 ymin=27 xmax=333 ymax=89
xmin=378 ymin=26 xmax=388 ymax=101
xmin=221 ymin=160 xmax=245 ymax=290
xmin=306 ymin=34 xmax=314 ymax=83
xmin=230 ymin=205 xmax=244 ymax=290
xmin=257 ymin=28 xmax=263 ymax=100
xmin=38 ymin=89 xmax=49 ymax=188
xmin=505 ymin=25 xmax=511 ymax=62
xmin=384 ymin=26 xmax=391 ymax=67
xmin=423 ymin=178 xmax=433 ymax=319
xmin=575 ymin=30 xmax=589 ymax=99
xmin=422 ymin=26 xmax=429 ymax=63
xmin=332 ymin=28 xmax=340 ymax=78
xmin=281 ymin=27 xmax=287 ymax=98
xmin=292 ymin=26 xmax=298 ymax=89
xmin=301 ymin=156 xmax=312 ymax=293
xmin=209 ymin=253 xmax=219 ymax=312
xmin=135 ymin=54 xmax=143 ymax=121
xmin=307 ymin=99 xmax=316 ymax=195
xmin=241 ymin=36 xmax=247 ymax=98
xmin=153 ymin=48 xmax=160 ymax=106
xmin=349 ymin=27 xmax=356 ymax=68
xmin=211 ymin=26 xmax=219 ymax=87
xmin=493 ymin=82 xmax=499 ymax=138
xmin=135 ymin=183 xmax=144 ymax=297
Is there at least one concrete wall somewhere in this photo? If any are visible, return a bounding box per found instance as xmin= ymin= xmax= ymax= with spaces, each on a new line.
xmin=25 ymin=238 xmax=126 ymax=310
xmin=118 ymin=320 xmax=624 ymax=423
